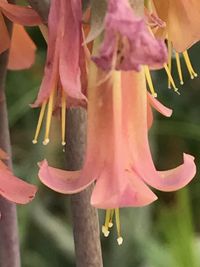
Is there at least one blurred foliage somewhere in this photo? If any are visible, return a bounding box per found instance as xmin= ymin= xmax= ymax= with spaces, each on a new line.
xmin=4 ymin=24 xmax=200 ymax=266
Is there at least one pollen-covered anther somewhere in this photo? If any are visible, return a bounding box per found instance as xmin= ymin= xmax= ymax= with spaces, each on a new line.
xmin=43 ymin=138 xmax=50 ymax=146
xmin=108 ymin=222 xmax=113 ymax=228
xmin=102 ymin=226 xmax=110 ymax=237
xmin=117 ymin=237 xmax=123 ymax=246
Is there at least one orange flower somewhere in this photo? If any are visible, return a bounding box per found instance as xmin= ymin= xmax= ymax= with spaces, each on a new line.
xmin=0 ymin=1 xmax=42 ymax=69
xmin=153 ymin=0 xmax=200 ymax=52
xmin=0 ymin=149 xmax=37 ymax=207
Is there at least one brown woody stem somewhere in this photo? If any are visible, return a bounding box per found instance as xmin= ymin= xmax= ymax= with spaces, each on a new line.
xmin=0 ymin=2 xmax=20 ymax=266
xmin=65 ymin=109 xmax=103 ymax=267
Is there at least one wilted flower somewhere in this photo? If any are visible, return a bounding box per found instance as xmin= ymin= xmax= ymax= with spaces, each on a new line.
xmin=32 ymin=0 xmax=87 ymax=146
xmin=92 ymin=0 xmax=167 ymax=71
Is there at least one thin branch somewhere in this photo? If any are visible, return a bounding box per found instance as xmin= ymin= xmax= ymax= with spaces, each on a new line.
xmin=0 ymin=3 xmax=20 ymax=265
xmin=65 ymin=109 xmax=103 ymax=267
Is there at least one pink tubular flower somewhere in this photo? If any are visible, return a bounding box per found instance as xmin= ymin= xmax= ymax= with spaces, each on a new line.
xmin=0 ymin=0 xmax=41 ymax=69
xmin=32 ymin=0 xmax=87 ymax=146
xmin=38 ymin=70 xmax=196 ymax=208
xmin=0 ymin=149 xmax=37 ymax=206
xmin=92 ymin=0 xmax=167 ymax=71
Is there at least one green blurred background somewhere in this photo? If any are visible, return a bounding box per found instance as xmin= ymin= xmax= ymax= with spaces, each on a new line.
xmin=5 ymin=24 xmax=200 ymax=266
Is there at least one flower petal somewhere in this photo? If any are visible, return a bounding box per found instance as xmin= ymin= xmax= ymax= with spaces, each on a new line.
xmin=0 ymin=2 xmax=42 ymax=26
xmin=153 ymin=154 xmax=196 ymax=191
xmin=38 ymin=160 xmax=95 ymax=193
xmin=121 ymin=71 xmax=196 ymax=193
xmin=91 ymin=168 xmax=157 ymax=209
xmin=8 ymin=24 xmax=36 ymax=70
xmin=147 ymin=92 xmax=172 ymax=117
xmin=59 ymin=0 xmax=86 ymax=103
xmin=153 ymin=0 xmax=200 ymax=51
xmin=0 ymin=169 xmax=37 ymax=204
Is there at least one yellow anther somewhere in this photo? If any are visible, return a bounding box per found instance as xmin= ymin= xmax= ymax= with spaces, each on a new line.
xmin=61 ymin=89 xmax=67 ymax=146
xmin=43 ymin=88 xmax=55 ymax=145
xmin=102 ymin=225 xmax=110 ymax=237
xmin=102 ymin=209 xmax=112 ymax=237
xmin=115 ymin=208 xmax=123 ymax=245
xmin=144 ymin=65 xmax=157 ymax=97
xmin=175 ymin=52 xmax=184 ymax=85
xmin=117 ymin=237 xmax=123 ymax=246
xmin=32 ymin=100 xmax=47 ymax=144
xmin=167 ymin=40 xmax=172 ymax=89
xmin=108 ymin=222 xmax=113 ymax=228
xmin=183 ymin=50 xmax=197 ymax=79
xmin=108 ymin=209 xmax=114 ymax=228
xmin=164 ymin=63 xmax=179 ymax=94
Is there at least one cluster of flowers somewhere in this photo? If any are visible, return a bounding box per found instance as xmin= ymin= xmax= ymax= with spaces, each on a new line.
xmin=0 ymin=0 xmax=199 ymax=244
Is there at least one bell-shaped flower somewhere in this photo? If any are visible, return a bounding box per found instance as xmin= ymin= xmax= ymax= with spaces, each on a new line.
xmin=38 ymin=69 xmax=196 ymax=207
xmin=92 ymin=0 xmax=167 ymax=71
xmin=38 ymin=68 xmax=195 ymax=244
xmin=32 ymin=0 xmax=87 ymax=146
xmin=0 ymin=149 xmax=37 ymax=205
xmin=0 ymin=0 xmax=41 ymax=69
xmin=153 ymin=0 xmax=200 ymax=52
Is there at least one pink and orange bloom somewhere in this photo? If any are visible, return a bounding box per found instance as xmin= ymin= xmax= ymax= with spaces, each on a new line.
xmin=152 ymin=0 xmax=200 ymax=52
xmin=35 ymin=0 xmax=197 ymax=244
xmin=38 ymin=68 xmax=196 ymax=243
xmin=0 ymin=149 xmax=37 ymax=208
xmin=0 ymin=0 xmax=41 ymax=70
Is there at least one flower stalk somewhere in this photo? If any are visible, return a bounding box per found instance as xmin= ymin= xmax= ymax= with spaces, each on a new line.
xmin=0 ymin=1 xmax=20 ymax=265
xmin=66 ymin=109 xmax=103 ymax=267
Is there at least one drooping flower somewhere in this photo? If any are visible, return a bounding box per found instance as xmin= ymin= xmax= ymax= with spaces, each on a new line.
xmin=32 ymin=0 xmax=87 ymax=146
xmin=152 ymin=0 xmax=200 ymax=52
xmin=38 ymin=67 xmax=196 ymax=244
xmin=0 ymin=149 xmax=37 ymax=206
xmin=151 ymin=0 xmax=198 ymax=84
xmin=92 ymin=0 xmax=167 ymax=71
xmin=0 ymin=0 xmax=41 ymax=69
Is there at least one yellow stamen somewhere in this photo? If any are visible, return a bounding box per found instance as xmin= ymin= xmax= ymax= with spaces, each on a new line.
xmin=32 ymin=100 xmax=47 ymax=144
xmin=183 ymin=51 xmax=197 ymax=79
xmin=102 ymin=209 xmax=112 ymax=237
xmin=43 ymin=89 xmax=55 ymax=145
xmin=115 ymin=208 xmax=123 ymax=245
xmin=175 ymin=52 xmax=184 ymax=85
xmin=108 ymin=209 xmax=114 ymax=228
xmin=144 ymin=65 xmax=157 ymax=97
xmin=164 ymin=63 xmax=179 ymax=94
xmin=167 ymin=40 xmax=172 ymax=89
xmin=61 ymin=90 xmax=67 ymax=146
